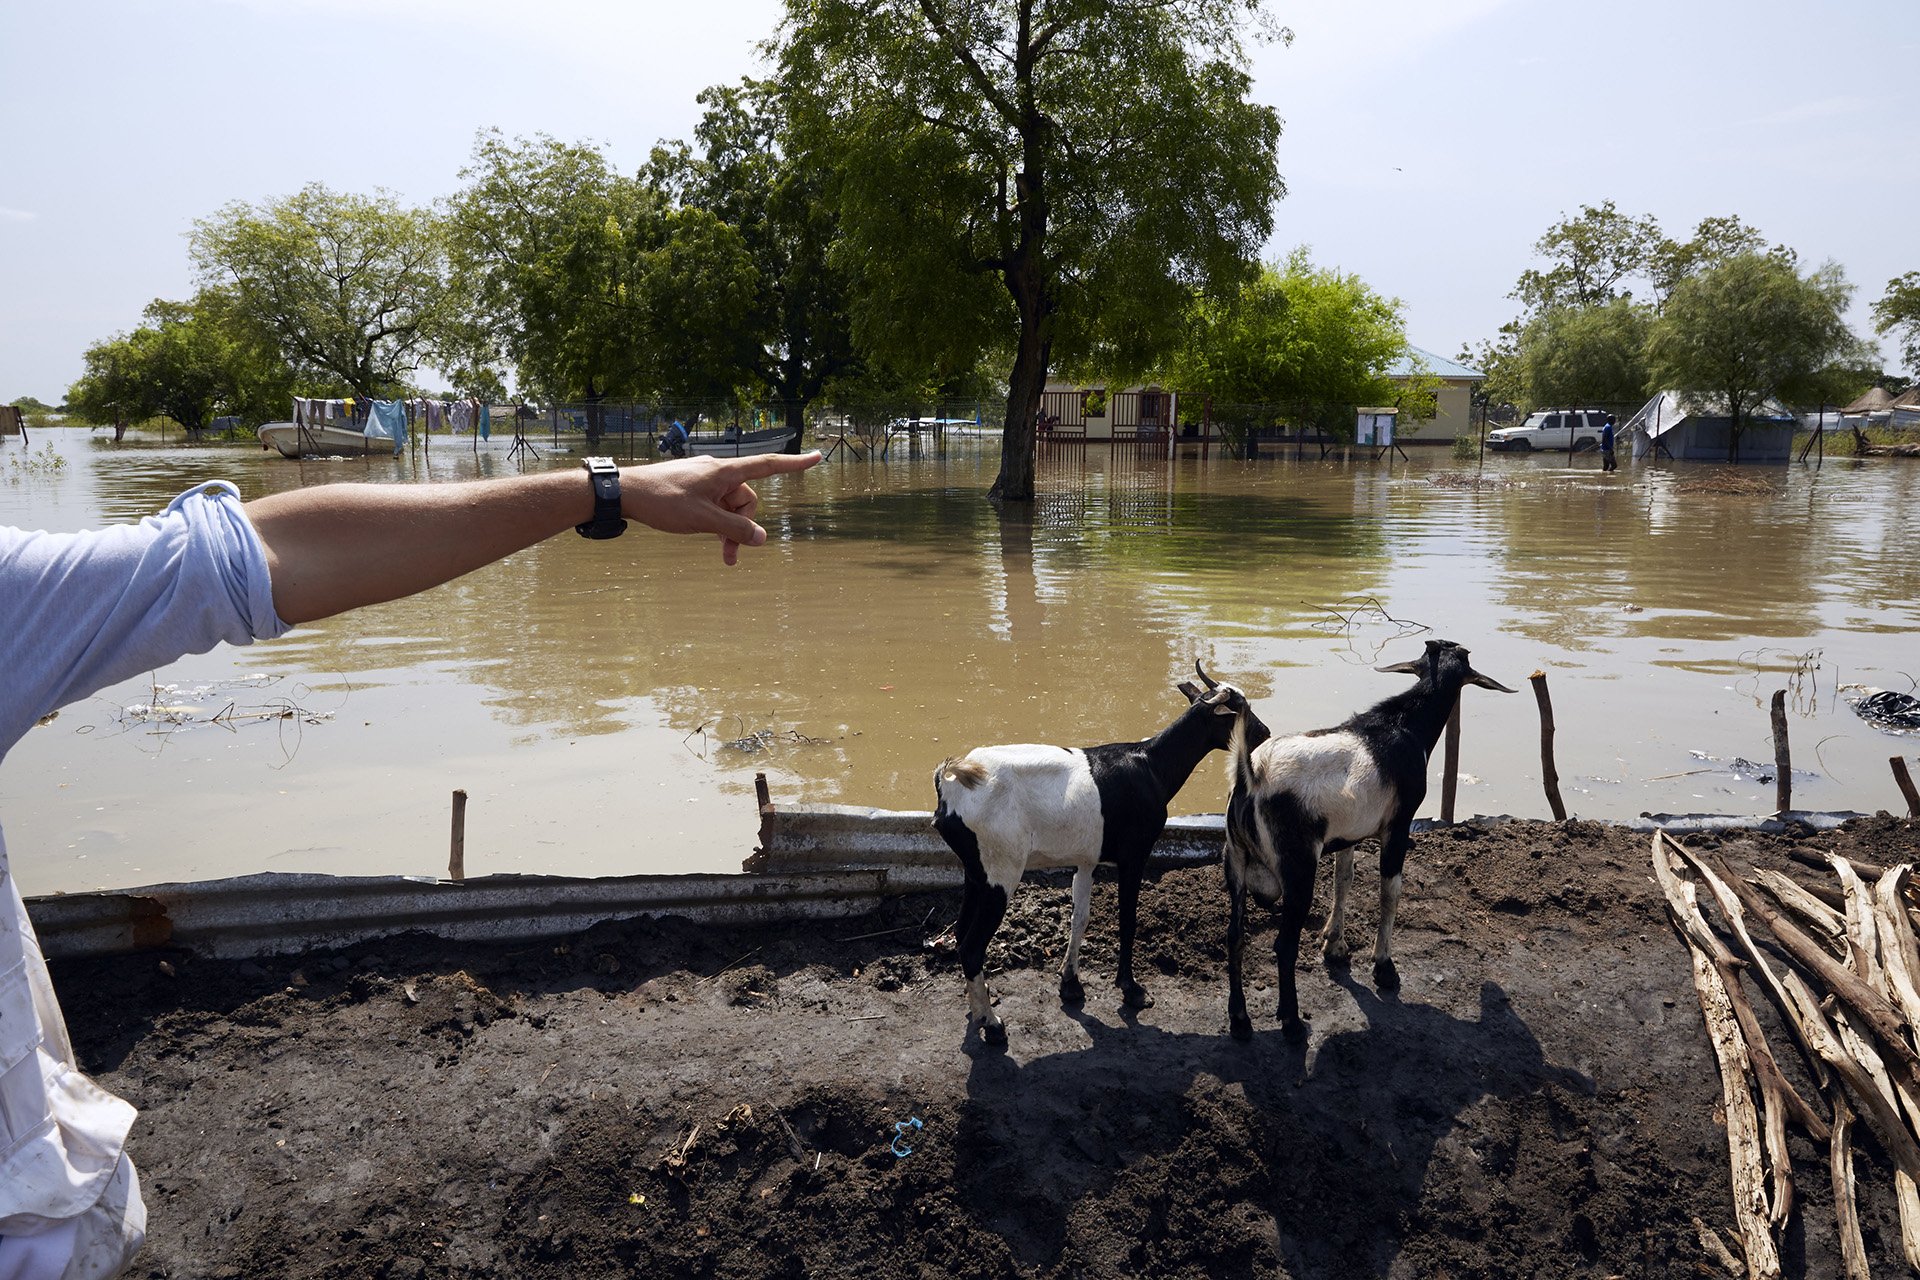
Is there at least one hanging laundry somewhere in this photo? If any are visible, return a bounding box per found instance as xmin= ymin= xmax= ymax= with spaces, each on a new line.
xmin=478 ymin=403 xmax=490 ymax=441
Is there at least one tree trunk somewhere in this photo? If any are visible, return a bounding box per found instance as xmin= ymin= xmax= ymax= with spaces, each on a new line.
xmin=994 ymin=312 xmax=1048 ymax=503
xmin=584 ymin=377 xmax=605 ymax=451
xmin=782 ymin=398 xmax=806 ymax=454
xmin=1727 ymin=390 xmax=1741 ymax=463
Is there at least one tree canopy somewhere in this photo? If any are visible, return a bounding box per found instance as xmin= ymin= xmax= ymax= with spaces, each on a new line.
xmin=1166 ymin=249 xmax=1408 ymax=440
xmin=777 ymin=0 xmax=1286 ymax=500
xmin=648 ymin=80 xmax=857 ymax=441
xmin=1515 ymin=299 xmax=1653 ymax=410
xmin=1646 ymin=253 xmax=1860 ymax=460
xmin=446 ymin=130 xmax=760 ymax=417
xmin=191 ymin=184 xmax=449 ymax=399
xmin=1872 ymin=271 xmax=1920 ymax=378
xmin=65 ymin=291 xmax=293 ymax=433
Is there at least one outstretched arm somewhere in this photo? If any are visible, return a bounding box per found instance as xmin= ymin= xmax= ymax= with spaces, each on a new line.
xmin=247 ymin=453 xmax=821 ymax=625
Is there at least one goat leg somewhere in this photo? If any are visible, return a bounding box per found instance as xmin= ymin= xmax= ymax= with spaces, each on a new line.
xmin=1059 ymin=866 xmax=1092 ymax=1005
xmin=1226 ymin=875 xmax=1253 ymax=1042
xmin=1276 ymin=846 xmax=1317 ymax=1040
xmin=1373 ymin=821 xmax=1413 ymax=991
xmin=1322 ymin=842 xmax=1354 ymax=965
xmin=959 ymin=879 xmax=1010 ymax=1046
xmin=1115 ymin=859 xmax=1153 ymax=1009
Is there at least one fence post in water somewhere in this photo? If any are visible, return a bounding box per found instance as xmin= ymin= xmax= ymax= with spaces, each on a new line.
xmin=449 ymin=788 xmax=468 ymax=882
xmin=1529 ymin=671 xmax=1568 ymax=821
xmin=1440 ymin=697 xmax=1461 ymax=823
xmin=1892 ymin=756 xmax=1920 ymax=818
xmin=1771 ymin=691 xmax=1791 ymax=814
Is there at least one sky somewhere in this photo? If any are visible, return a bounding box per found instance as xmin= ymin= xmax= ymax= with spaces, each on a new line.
xmin=2 ymin=0 xmax=1915 ymax=401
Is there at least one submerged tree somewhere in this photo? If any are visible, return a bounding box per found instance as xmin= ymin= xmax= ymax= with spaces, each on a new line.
xmin=1167 ymin=249 xmax=1408 ymax=443
xmin=649 ymin=80 xmax=857 ymax=447
xmin=777 ymin=0 xmax=1286 ymax=502
xmin=1647 ymin=253 xmax=1859 ymax=461
xmin=446 ymin=130 xmax=760 ymax=439
xmin=1516 ymin=298 xmax=1653 ymax=410
xmin=191 ymin=184 xmax=449 ymax=400
xmin=66 ymin=290 xmax=294 ymax=436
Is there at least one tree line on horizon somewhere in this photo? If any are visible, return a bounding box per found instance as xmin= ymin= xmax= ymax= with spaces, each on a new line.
xmin=1465 ymin=200 xmax=1919 ymax=459
xmin=50 ymin=2 xmax=1920 ymax=486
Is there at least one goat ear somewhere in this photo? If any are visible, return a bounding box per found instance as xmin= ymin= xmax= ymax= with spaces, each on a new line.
xmin=1175 ymin=680 xmax=1201 ymax=701
xmin=1467 ymin=671 xmax=1518 ymax=693
xmin=1374 ymin=659 xmax=1422 ymax=675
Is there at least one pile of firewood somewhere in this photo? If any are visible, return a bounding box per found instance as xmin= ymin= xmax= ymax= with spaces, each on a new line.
xmin=1655 ymin=829 xmax=1920 ymax=1280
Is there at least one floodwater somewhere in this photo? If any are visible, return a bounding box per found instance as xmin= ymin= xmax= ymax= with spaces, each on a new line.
xmin=3 ymin=426 xmax=1916 ymax=895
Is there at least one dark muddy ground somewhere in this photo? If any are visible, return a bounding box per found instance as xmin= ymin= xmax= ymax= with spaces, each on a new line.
xmin=50 ymin=814 xmax=1920 ymax=1279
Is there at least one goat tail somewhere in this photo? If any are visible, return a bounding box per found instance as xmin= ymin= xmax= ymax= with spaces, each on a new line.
xmin=1225 ymin=712 xmax=1258 ymax=797
xmin=937 ymin=756 xmax=989 ymax=792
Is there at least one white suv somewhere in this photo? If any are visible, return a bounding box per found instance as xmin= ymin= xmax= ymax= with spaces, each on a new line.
xmin=1485 ymin=409 xmax=1609 ymax=452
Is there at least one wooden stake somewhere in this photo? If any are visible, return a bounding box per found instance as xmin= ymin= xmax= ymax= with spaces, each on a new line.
xmin=1529 ymin=671 xmax=1567 ymax=821
xmin=1440 ymin=696 xmax=1461 ymax=824
xmin=449 ymin=788 xmax=468 ymax=882
xmin=1770 ymin=691 xmax=1791 ymax=814
xmin=1893 ymin=756 xmax=1920 ymax=818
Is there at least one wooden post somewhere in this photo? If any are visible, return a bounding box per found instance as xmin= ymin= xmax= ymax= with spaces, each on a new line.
xmin=1529 ymin=671 xmax=1568 ymax=821
xmin=1771 ymin=690 xmax=1792 ymax=814
xmin=449 ymin=788 xmax=468 ymax=882
xmin=1893 ymin=757 xmax=1920 ymax=819
xmin=1440 ymin=697 xmax=1461 ymax=823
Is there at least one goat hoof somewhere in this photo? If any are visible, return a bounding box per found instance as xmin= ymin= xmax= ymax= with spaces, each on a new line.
xmin=1281 ymin=1017 xmax=1309 ymax=1043
xmin=1059 ymin=973 xmax=1085 ymax=1005
xmin=1229 ymin=1014 xmax=1254 ymax=1042
xmin=981 ymin=1020 xmax=1008 ymax=1047
xmin=1373 ymin=958 xmax=1401 ymax=990
xmin=1120 ymin=983 xmax=1153 ymax=1010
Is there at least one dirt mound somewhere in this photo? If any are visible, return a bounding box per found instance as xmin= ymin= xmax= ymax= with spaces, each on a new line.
xmin=51 ymin=814 xmax=1920 ymax=1278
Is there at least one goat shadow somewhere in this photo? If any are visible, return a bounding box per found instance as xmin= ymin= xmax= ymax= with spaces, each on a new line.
xmin=955 ymin=978 xmax=1590 ymax=1279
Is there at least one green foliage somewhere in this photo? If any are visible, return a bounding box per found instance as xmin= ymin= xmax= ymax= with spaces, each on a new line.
xmin=1450 ymin=433 xmax=1478 ymax=461
xmin=1647 ymin=253 xmax=1862 ymax=460
xmin=777 ymin=0 xmax=1286 ymax=499
xmin=66 ymin=290 xmax=293 ymax=433
xmin=648 ymin=80 xmax=857 ymax=431
xmin=192 ymin=184 xmax=448 ymax=400
xmin=1512 ymin=201 xmax=1665 ymax=311
xmin=1516 ymin=299 xmax=1653 ymax=409
xmin=446 ymin=131 xmax=760 ymax=406
xmin=2 ymin=443 xmax=68 ymax=482
xmin=1872 ymin=271 xmax=1920 ymax=377
xmin=1167 ymin=249 xmax=1407 ymax=441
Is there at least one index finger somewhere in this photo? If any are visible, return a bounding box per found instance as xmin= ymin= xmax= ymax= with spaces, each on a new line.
xmin=709 ymin=450 xmax=822 ymax=484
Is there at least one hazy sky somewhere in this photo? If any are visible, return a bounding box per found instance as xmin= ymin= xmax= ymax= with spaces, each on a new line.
xmin=3 ymin=0 xmax=1915 ymax=400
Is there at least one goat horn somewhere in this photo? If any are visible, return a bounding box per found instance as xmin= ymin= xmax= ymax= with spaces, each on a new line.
xmin=1194 ymin=660 xmax=1219 ymax=691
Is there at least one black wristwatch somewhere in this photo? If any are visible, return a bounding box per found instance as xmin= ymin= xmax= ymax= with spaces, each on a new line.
xmin=575 ymin=457 xmax=628 ymax=540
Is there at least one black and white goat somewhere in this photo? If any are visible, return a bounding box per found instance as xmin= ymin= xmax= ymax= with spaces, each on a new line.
xmin=933 ymin=664 xmax=1268 ymax=1045
xmin=1221 ymin=639 xmax=1514 ymax=1042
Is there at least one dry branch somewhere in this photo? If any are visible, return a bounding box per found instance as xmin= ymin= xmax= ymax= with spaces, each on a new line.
xmin=1751 ymin=868 xmax=1845 ymax=939
xmin=1828 ymin=1091 xmax=1871 ymax=1280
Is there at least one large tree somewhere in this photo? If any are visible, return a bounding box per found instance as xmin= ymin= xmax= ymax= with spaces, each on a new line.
xmin=777 ymin=0 xmax=1285 ymax=502
xmin=1511 ymin=201 xmax=1665 ymax=312
xmin=1515 ymin=298 xmax=1653 ymax=410
xmin=446 ymin=131 xmax=760 ymax=435
xmin=191 ymin=184 xmax=449 ymax=399
xmin=1647 ymin=253 xmax=1860 ymax=461
xmin=1167 ymin=248 xmax=1407 ymax=442
xmin=1873 ymin=271 xmax=1920 ymax=378
xmin=65 ymin=291 xmax=294 ymax=435
xmin=649 ymin=80 xmax=857 ymax=447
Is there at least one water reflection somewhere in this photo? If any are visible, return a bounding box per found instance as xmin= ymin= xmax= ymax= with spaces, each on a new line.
xmin=3 ymin=429 xmax=1918 ymax=894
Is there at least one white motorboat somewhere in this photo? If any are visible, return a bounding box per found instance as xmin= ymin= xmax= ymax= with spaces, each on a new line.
xmin=257 ymin=421 xmax=394 ymax=459
xmin=660 ymin=424 xmax=800 ymax=458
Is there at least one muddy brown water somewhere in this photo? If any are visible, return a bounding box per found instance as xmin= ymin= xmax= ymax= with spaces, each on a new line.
xmin=3 ymin=426 xmax=1918 ymax=893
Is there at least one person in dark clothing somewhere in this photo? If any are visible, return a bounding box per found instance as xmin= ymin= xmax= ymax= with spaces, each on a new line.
xmin=1600 ymin=413 xmax=1618 ymax=471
